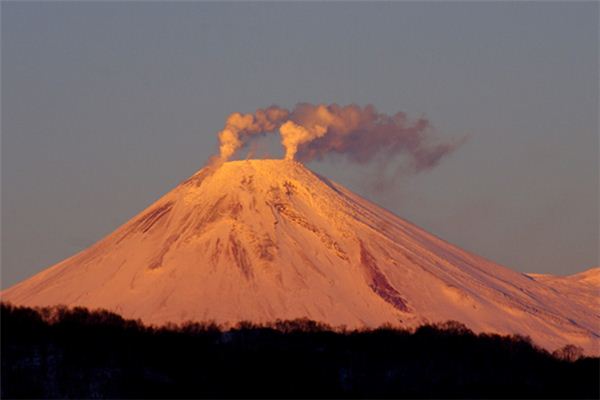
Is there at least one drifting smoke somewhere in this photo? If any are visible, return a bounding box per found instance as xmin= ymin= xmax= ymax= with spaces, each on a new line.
xmin=216 ymin=103 xmax=464 ymax=173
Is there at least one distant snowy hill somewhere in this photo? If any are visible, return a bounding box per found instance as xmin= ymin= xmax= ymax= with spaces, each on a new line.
xmin=527 ymin=268 xmax=599 ymax=314
xmin=2 ymin=160 xmax=598 ymax=354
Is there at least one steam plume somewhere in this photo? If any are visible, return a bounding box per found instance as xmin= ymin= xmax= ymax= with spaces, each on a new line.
xmin=284 ymin=103 xmax=462 ymax=172
xmin=280 ymin=120 xmax=327 ymax=160
xmin=217 ymin=106 xmax=289 ymax=160
xmin=216 ymin=103 xmax=463 ymax=173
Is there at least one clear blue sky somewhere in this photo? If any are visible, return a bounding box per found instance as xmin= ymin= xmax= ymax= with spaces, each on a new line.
xmin=2 ymin=1 xmax=598 ymax=288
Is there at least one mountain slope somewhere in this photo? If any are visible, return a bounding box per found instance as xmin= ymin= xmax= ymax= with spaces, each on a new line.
xmin=2 ymin=160 xmax=598 ymax=354
xmin=527 ymin=268 xmax=599 ymax=313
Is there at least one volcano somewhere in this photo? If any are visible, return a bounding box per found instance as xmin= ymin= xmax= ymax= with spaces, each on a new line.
xmin=2 ymin=160 xmax=598 ymax=354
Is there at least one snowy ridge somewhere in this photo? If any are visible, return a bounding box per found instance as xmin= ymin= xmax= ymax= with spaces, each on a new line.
xmin=2 ymin=160 xmax=598 ymax=354
xmin=527 ymin=268 xmax=599 ymax=314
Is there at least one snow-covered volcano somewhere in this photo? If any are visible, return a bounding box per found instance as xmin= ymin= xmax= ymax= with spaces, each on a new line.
xmin=2 ymin=160 xmax=598 ymax=354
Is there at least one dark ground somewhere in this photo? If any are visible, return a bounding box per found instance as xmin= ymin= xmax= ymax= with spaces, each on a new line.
xmin=1 ymin=303 xmax=598 ymax=399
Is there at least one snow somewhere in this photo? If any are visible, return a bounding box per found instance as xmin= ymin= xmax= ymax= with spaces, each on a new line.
xmin=2 ymin=159 xmax=598 ymax=355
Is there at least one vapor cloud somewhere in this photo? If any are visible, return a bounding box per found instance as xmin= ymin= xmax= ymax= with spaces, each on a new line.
xmin=217 ymin=106 xmax=289 ymax=160
xmin=215 ymin=103 xmax=464 ymax=173
xmin=280 ymin=120 xmax=327 ymax=160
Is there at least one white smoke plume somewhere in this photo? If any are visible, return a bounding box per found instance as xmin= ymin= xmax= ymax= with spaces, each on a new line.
xmin=215 ymin=103 xmax=464 ymax=173
xmin=217 ymin=106 xmax=289 ymax=161
xmin=280 ymin=120 xmax=327 ymax=160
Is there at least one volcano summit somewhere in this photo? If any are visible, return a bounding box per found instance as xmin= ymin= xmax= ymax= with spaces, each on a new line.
xmin=2 ymin=160 xmax=598 ymax=354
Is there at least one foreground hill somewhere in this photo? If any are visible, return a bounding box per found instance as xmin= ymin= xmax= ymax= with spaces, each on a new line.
xmin=2 ymin=160 xmax=598 ymax=354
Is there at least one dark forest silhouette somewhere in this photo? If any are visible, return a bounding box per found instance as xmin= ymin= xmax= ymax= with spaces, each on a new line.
xmin=1 ymin=303 xmax=598 ymax=399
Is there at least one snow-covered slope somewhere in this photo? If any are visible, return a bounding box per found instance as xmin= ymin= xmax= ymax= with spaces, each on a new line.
xmin=527 ymin=268 xmax=599 ymax=314
xmin=2 ymin=160 xmax=598 ymax=354
xmin=529 ymin=267 xmax=600 ymax=287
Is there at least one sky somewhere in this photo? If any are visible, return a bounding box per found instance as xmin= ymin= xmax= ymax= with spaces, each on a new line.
xmin=1 ymin=1 xmax=598 ymax=288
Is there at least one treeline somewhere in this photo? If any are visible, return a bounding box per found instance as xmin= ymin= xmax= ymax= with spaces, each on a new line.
xmin=1 ymin=303 xmax=598 ymax=399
